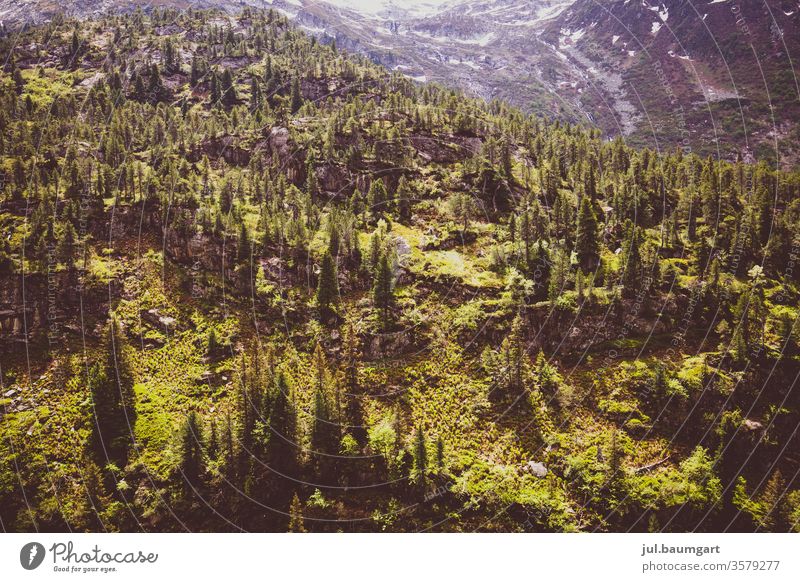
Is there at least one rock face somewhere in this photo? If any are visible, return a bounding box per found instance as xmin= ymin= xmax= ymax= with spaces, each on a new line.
xmin=189 ymin=135 xmax=251 ymax=166
xmin=315 ymin=163 xmax=352 ymax=195
xmin=364 ymin=328 xmax=418 ymax=360
xmin=189 ymin=125 xmax=305 ymax=178
xmin=409 ymin=135 xmax=482 ymax=164
xmin=264 ymin=126 xmax=302 ymax=176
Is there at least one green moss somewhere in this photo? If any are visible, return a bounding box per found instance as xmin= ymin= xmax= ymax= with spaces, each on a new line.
xmin=21 ymin=68 xmax=80 ymax=109
xmin=412 ymin=249 xmax=502 ymax=289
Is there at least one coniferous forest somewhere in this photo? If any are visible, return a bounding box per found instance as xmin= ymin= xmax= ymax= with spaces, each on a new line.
xmin=1 ymin=7 xmax=800 ymax=533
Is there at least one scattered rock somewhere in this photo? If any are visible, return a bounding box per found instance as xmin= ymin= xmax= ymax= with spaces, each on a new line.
xmin=526 ymin=461 xmax=548 ymax=477
xmin=141 ymin=309 xmax=177 ymax=332
xmin=743 ymin=418 xmax=763 ymax=431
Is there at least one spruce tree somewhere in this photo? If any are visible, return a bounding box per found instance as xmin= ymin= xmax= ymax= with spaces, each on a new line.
xmin=367 ymin=233 xmax=381 ymax=271
xmin=266 ymin=371 xmax=297 ymax=479
xmin=288 ymin=492 xmax=306 ymax=532
xmin=221 ymin=68 xmax=237 ymax=107
xmin=207 ymin=328 xmax=219 ymax=359
xmin=179 ymin=411 xmax=205 ymax=493
xmin=586 ymin=163 xmax=597 ymax=203
xmin=89 ymin=317 xmax=136 ymax=464
xmin=372 ymin=252 xmax=394 ymax=324
xmin=342 ymin=322 xmax=365 ymax=443
xmin=575 ymin=195 xmax=599 ymax=270
xmin=548 ymin=246 xmax=569 ymax=303
xmin=447 ymin=193 xmax=475 ymax=237
xmin=249 ymin=76 xmax=262 ymax=111
xmin=501 ymin=139 xmax=514 ymax=183
xmin=327 ymin=221 xmax=340 ymax=258
xmin=504 ymin=315 xmax=526 ymax=393
xmin=316 ymin=251 xmax=339 ymax=319
xmin=396 ymin=176 xmax=412 ymax=223
xmin=237 ymin=222 xmax=251 ymax=265
xmin=367 ymin=179 xmax=388 ymax=221
xmin=290 ymin=77 xmax=303 ymax=113
xmin=210 ymin=73 xmax=220 ymax=104
xmin=756 ymin=470 xmax=787 ymax=531
xmin=70 ymin=29 xmax=81 ymax=60
xmin=621 ymin=224 xmax=642 ymax=299
xmin=311 ymin=384 xmax=337 ymax=461
xmin=413 ymin=426 xmax=427 ymax=491
xmin=207 ymin=419 xmax=219 ymax=462
xmin=306 ymin=150 xmax=318 ymax=198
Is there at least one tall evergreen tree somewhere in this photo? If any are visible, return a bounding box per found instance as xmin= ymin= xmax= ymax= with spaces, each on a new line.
xmin=503 ymin=315 xmax=527 ymax=393
xmin=179 ymin=411 xmax=205 ymax=494
xmin=311 ymin=383 xmax=337 ymax=460
xmin=265 ymin=371 xmax=297 ymax=480
xmin=396 ymin=176 xmax=412 ymax=223
xmin=316 ymin=251 xmax=339 ymax=319
xmin=288 ymin=492 xmax=306 ymax=532
xmin=89 ymin=317 xmax=136 ymax=465
xmin=342 ymin=322 xmax=365 ymax=443
xmin=290 ymin=77 xmax=303 ymax=113
xmin=221 ymin=68 xmax=237 ymax=107
xmin=372 ymin=252 xmax=394 ymax=324
xmin=575 ymin=195 xmax=599 ymax=270
xmin=447 ymin=193 xmax=475 ymax=237
xmin=412 ymin=425 xmax=427 ymax=493
xmin=621 ymin=223 xmax=642 ymax=298
xmin=367 ymin=179 xmax=389 ymax=221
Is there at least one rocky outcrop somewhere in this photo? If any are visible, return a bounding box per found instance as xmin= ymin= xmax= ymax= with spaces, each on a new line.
xmin=409 ymin=135 xmax=482 ymax=164
xmin=189 ymin=135 xmax=251 ymax=166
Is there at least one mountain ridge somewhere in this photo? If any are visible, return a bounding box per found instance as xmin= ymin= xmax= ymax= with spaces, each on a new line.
xmin=3 ymin=0 xmax=798 ymax=166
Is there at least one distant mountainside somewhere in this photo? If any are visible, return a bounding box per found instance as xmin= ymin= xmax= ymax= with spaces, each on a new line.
xmin=1 ymin=0 xmax=799 ymax=165
xmin=542 ymin=0 xmax=800 ymax=165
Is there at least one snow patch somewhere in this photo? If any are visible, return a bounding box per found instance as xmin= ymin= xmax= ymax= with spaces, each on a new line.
xmin=323 ymin=0 xmax=452 ymax=18
xmin=404 ymin=73 xmax=428 ymax=83
xmin=644 ymin=1 xmax=668 ymax=21
xmin=668 ymin=49 xmax=692 ymax=61
xmin=414 ymin=30 xmax=496 ymax=46
xmin=449 ymin=57 xmax=481 ymax=70
xmin=559 ymin=27 xmax=585 ymax=48
xmin=461 ymin=31 xmax=496 ymax=46
xmin=531 ymin=1 xmax=573 ymax=22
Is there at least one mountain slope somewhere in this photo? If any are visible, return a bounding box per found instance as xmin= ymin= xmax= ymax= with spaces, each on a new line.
xmin=1 ymin=7 xmax=800 ymax=533
xmin=2 ymin=0 xmax=798 ymax=164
